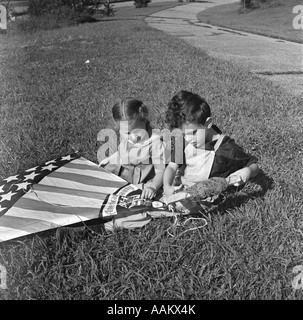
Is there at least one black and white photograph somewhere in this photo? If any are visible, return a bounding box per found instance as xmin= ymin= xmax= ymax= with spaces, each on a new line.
xmin=0 ymin=0 xmax=302 ymax=303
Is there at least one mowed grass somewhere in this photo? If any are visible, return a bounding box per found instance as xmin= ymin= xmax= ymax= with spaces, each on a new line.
xmin=0 ymin=2 xmax=303 ymax=300
xmin=197 ymin=0 xmax=303 ymax=43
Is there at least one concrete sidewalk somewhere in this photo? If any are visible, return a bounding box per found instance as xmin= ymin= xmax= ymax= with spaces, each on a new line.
xmin=145 ymin=0 xmax=303 ymax=96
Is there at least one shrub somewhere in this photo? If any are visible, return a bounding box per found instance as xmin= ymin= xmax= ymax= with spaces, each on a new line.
xmin=15 ymin=0 xmax=105 ymax=32
xmin=134 ymin=0 xmax=151 ymax=8
xmin=240 ymin=0 xmax=283 ymax=9
xmin=241 ymin=0 xmax=258 ymax=8
xmin=27 ymin=0 xmax=102 ymax=23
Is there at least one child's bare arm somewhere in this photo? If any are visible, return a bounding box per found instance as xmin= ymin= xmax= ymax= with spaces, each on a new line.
xmin=99 ymin=151 xmax=119 ymax=167
xmin=163 ymin=162 xmax=179 ymax=196
xmin=248 ymin=163 xmax=259 ymax=178
xmin=228 ymin=163 xmax=260 ymax=186
xmin=141 ymin=168 xmax=165 ymax=199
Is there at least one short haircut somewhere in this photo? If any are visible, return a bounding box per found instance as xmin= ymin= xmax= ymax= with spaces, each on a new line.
xmin=165 ymin=91 xmax=211 ymax=130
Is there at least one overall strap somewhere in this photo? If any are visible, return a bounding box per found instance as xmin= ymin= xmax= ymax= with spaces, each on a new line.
xmin=214 ymin=134 xmax=226 ymax=152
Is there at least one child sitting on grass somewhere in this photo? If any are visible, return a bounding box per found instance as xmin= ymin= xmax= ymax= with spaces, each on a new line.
xmin=99 ymin=97 xmax=166 ymax=199
xmin=57 ymin=97 xmax=166 ymax=243
xmin=163 ymin=90 xmax=259 ymax=209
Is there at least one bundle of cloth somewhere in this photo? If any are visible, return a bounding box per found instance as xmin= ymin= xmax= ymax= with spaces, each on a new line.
xmin=162 ymin=177 xmax=229 ymax=206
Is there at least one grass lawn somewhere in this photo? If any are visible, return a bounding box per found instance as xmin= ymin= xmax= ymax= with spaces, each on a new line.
xmin=197 ymin=0 xmax=303 ymax=43
xmin=0 ymin=2 xmax=303 ymax=300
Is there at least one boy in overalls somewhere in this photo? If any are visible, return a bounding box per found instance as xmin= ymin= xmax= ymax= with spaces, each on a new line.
xmin=163 ymin=91 xmax=260 ymax=213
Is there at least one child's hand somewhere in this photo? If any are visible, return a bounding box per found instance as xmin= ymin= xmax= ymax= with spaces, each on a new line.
xmin=164 ymin=184 xmax=183 ymax=196
xmin=141 ymin=186 xmax=156 ymax=199
xmin=99 ymin=158 xmax=109 ymax=167
xmin=227 ymin=167 xmax=251 ymax=186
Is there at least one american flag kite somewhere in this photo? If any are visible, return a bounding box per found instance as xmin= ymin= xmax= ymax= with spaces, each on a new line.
xmin=0 ymin=153 xmax=194 ymax=243
xmin=0 ymin=153 xmax=129 ymax=242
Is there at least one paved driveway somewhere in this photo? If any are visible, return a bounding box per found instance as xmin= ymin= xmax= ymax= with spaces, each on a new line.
xmin=145 ymin=0 xmax=303 ymax=96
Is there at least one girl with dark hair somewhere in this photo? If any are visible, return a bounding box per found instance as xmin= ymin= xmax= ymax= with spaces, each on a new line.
xmin=100 ymin=97 xmax=166 ymax=200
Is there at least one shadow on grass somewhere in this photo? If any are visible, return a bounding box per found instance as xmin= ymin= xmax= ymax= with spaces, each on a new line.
xmin=214 ymin=169 xmax=275 ymax=215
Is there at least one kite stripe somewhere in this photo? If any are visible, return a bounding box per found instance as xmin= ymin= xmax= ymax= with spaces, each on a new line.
xmin=32 ymin=184 xmax=108 ymax=200
xmin=65 ymin=160 xmax=124 ymax=179
xmin=12 ymin=195 xmax=100 ymax=216
xmin=39 ymin=176 xmax=123 ymax=194
xmin=27 ymin=189 xmax=104 ymax=208
xmin=4 ymin=206 xmax=88 ymax=224
xmin=0 ymin=215 xmax=61 ymax=232
xmin=0 ymin=227 xmax=30 ymax=241
xmin=46 ymin=171 xmax=124 ymax=188
xmin=56 ymin=165 xmax=125 ymax=184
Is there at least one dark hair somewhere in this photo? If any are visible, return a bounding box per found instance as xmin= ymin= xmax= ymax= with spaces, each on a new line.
xmin=112 ymin=97 xmax=149 ymax=123
xmin=165 ymin=91 xmax=211 ymax=129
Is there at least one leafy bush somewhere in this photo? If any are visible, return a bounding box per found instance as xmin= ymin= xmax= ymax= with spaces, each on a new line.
xmin=134 ymin=0 xmax=151 ymax=8
xmin=241 ymin=0 xmax=260 ymax=8
xmin=240 ymin=0 xmax=283 ymax=9
xmin=27 ymin=0 xmax=102 ymax=23
xmin=14 ymin=0 xmax=105 ymax=32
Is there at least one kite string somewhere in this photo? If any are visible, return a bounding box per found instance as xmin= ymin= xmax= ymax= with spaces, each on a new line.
xmin=165 ymin=206 xmax=208 ymax=238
